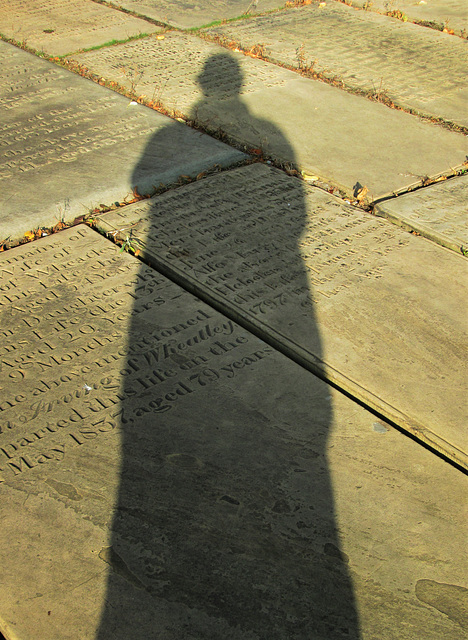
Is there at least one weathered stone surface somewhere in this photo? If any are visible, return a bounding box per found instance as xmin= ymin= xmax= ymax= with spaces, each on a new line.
xmin=0 ymin=0 xmax=159 ymax=56
xmin=205 ymin=2 xmax=468 ymax=126
xmin=0 ymin=41 xmax=245 ymax=242
xmin=375 ymin=175 xmax=468 ymax=254
xmin=96 ymin=164 xmax=468 ymax=467
xmin=0 ymin=225 xmax=466 ymax=639
xmin=351 ymin=0 xmax=467 ymax=38
xmin=105 ymin=0 xmax=286 ymax=29
xmin=73 ymin=31 xmax=292 ymax=111
xmin=72 ymin=32 xmax=468 ymax=198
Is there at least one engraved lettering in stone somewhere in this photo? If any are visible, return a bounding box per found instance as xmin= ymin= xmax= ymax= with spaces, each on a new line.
xmin=124 ymin=168 xmax=410 ymax=305
xmin=0 ymin=317 xmax=275 ymax=478
xmin=1 ymin=318 xmax=241 ymax=412
xmin=205 ymin=3 xmax=467 ymax=125
xmin=0 ymin=332 xmax=123 ymax=381
xmin=0 ymin=226 xmax=281 ymax=481
xmin=0 ymin=99 xmax=154 ymax=178
xmin=0 ymin=1 xmax=154 ymax=57
xmin=73 ymin=31 xmax=288 ymax=113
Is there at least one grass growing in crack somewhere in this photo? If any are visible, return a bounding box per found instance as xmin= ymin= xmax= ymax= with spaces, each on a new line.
xmin=385 ymin=9 xmax=408 ymax=22
xmin=61 ymin=32 xmax=152 ymax=58
xmin=118 ymin=65 xmax=144 ymax=99
xmin=413 ymin=19 xmax=444 ymax=32
xmin=285 ymin=0 xmax=314 ymax=7
xmin=118 ymin=233 xmax=143 ymax=256
xmin=0 ymin=218 xmax=71 ymax=252
xmin=190 ymin=1 xmax=330 ymax=33
xmin=295 ymin=43 xmax=317 ymax=73
xmin=334 ymin=0 xmax=466 ymax=38
xmin=201 ymin=30 xmax=467 ymax=134
xmin=187 ymin=13 xmax=257 ymax=33
xmin=0 ymin=31 xmax=49 ymax=58
xmin=367 ymin=78 xmax=391 ymax=104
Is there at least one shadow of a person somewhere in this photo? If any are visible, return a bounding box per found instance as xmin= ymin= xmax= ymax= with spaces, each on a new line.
xmin=97 ymin=53 xmax=360 ymax=640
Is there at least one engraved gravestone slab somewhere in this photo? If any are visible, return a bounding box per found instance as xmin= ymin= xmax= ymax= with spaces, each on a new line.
xmin=0 ymin=226 xmax=466 ymax=639
xmin=97 ymin=164 xmax=468 ymax=468
xmin=352 ymin=0 xmax=467 ymax=38
xmin=72 ymin=33 xmax=468 ymax=198
xmin=73 ymin=31 xmax=296 ymax=113
xmin=0 ymin=0 xmax=159 ymax=56
xmin=0 ymin=41 xmax=245 ymax=242
xmin=104 ymin=0 xmax=286 ymax=29
xmin=375 ymin=174 xmax=468 ymax=254
xmin=205 ymin=2 xmax=468 ymax=126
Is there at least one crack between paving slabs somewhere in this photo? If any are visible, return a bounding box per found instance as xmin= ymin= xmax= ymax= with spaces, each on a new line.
xmin=80 ymin=219 xmax=468 ymax=474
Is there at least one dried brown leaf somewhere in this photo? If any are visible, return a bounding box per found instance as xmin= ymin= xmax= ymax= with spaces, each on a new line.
xmin=356 ymin=185 xmax=369 ymax=203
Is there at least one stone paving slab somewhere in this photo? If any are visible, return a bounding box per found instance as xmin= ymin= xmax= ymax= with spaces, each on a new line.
xmin=0 ymin=0 xmax=160 ymax=57
xmin=0 ymin=225 xmax=466 ymax=639
xmin=96 ymin=164 xmax=468 ymax=468
xmin=104 ymin=0 xmax=286 ymax=29
xmin=375 ymin=175 xmax=468 ymax=254
xmin=351 ymin=0 xmax=467 ymax=38
xmin=0 ymin=41 xmax=245 ymax=242
xmin=72 ymin=32 xmax=468 ymax=198
xmin=204 ymin=2 xmax=468 ymax=126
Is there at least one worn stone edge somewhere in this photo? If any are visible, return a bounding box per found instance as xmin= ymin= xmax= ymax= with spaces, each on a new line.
xmin=373 ymin=205 xmax=467 ymax=255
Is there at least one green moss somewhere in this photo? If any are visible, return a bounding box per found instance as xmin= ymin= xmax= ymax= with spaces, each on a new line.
xmin=187 ymin=14 xmax=256 ymax=32
xmin=61 ymin=32 xmax=152 ymax=58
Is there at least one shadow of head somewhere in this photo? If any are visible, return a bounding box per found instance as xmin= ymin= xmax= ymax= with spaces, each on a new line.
xmin=196 ymin=53 xmax=244 ymax=99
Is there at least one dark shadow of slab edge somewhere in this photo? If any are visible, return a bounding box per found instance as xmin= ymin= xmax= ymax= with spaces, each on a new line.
xmin=375 ymin=174 xmax=468 ymax=255
xmin=96 ymin=164 xmax=468 ymax=470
